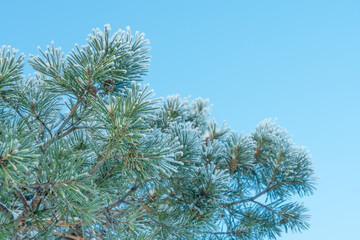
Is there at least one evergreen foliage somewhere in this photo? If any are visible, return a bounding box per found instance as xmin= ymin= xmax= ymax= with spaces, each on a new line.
xmin=0 ymin=25 xmax=316 ymax=239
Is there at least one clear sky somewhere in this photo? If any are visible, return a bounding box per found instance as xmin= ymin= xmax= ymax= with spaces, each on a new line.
xmin=1 ymin=1 xmax=359 ymax=239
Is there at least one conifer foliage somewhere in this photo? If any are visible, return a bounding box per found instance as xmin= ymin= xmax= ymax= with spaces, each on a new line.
xmin=0 ymin=25 xmax=316 ymax=239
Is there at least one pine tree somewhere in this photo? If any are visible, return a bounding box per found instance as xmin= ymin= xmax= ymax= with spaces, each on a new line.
xmin=0 ymin=25 xmax=316 ymax=240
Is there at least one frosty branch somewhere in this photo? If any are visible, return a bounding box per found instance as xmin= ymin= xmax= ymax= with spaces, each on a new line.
xmin=0 ymin=25 xmax=316 ymax=240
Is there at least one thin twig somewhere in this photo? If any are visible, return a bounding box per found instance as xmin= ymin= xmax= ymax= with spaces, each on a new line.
xmin=43 ymin=92 xmax=87 ymax=150
xmin=251 ymin=200 xmax=279 ymax=215
xmin=226 ymin=153 xmax=285 ymax=206
xmin=90 ymin=126 xmax=128 ymax=175
xmin=30 ymin=101 xmax=53 ymax=138
xmin=98 ymin=179 xmax=140 ymax=215
xmin=57 ymin=97 xmax=83 ymax=134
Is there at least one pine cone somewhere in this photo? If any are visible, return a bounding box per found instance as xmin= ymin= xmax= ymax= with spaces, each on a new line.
xmin=103 ymin=80 xmax=114 ymax=93
xmin=229 ymin=158 xmax=238 ymax=173
xmin=89 ymin=85 xmax=98 ymax=97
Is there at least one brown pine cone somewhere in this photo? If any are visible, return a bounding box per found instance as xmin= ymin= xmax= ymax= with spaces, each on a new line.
xmin=229 ymin=158 xmax=238 ymax=173
xmin=89 ymin=85 xmax=98 ymax=97
xmin=103 ymin=80 xmax=114 ymax=93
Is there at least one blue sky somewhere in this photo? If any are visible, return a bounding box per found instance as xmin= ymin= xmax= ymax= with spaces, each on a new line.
xmin=1 ymin=1 xmax=359 ymax=239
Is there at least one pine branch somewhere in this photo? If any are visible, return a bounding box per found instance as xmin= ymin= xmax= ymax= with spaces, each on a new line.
xmin=43 ymin=92 xmax=87 ymax=151
xmin=226 ymin=153 xmax=285 ymax=206
xmin=62 ymin=99 xmax=91 ymax=131
xmin=30 ymin=101 xmax=53 ymax=138
xmin=225 ymin=183 xmax=280 ymax=207
xmin=90 ymin=126 xmax=128 ymax=175
xmin=2 ymin=101 xmax=41 ymax=145
xmin=0 ymin=27 xmax=315 ymax=239
xmin=100 ymin=179 xmax=140 ymax=214
xmin=251 ymin=200 xmax=279 ymax=216
xmin=57 ymin=97 xmax=83 ymax=135
xmin=203 ymin=230 xmax=248 ymax=236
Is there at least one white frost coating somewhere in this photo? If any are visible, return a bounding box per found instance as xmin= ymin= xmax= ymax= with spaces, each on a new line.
xmin=26 ymin=198 xmax=33 ymax=206
xmin=12 ymin=209 xmax=24 ymax=220
xmin=104 ymin=24 xmax=111 ymax=31
xmin=29 ymin=230 xmax=37 ymax=238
